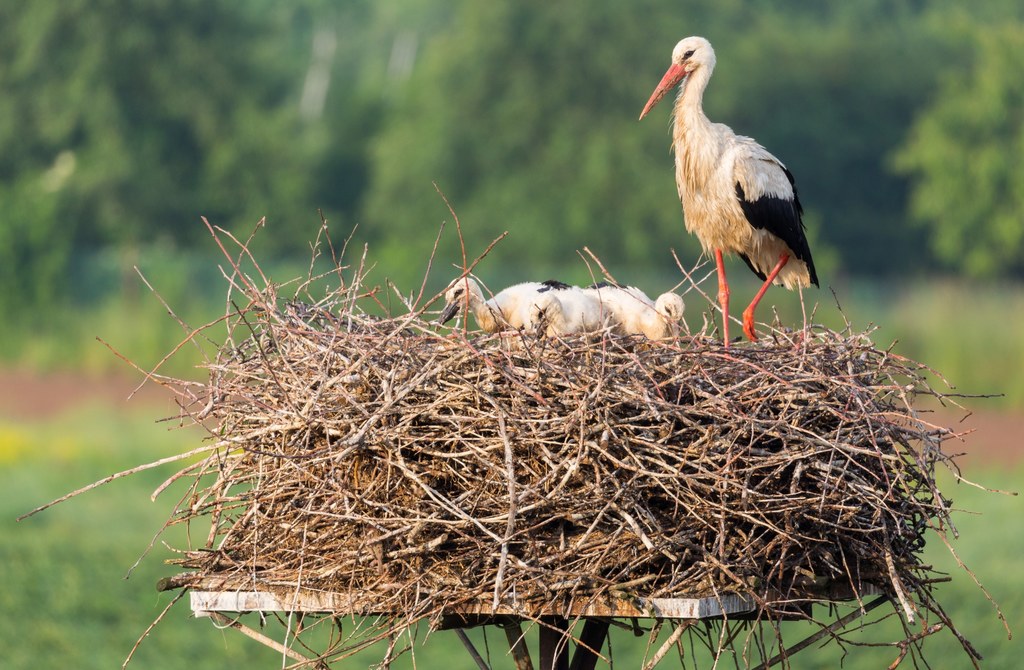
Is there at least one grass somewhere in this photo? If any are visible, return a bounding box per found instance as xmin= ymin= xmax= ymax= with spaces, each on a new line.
xmin=3 ymin=395 xmax=1020 ymax=668
xmin=2 ymin=408 xmax=270 ymax=669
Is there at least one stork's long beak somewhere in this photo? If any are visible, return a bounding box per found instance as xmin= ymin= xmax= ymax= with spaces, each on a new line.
xmin=438 ymin=301 xmax=460 ymax=324
xmin=639 ymin=63 xmax=687 ymax=120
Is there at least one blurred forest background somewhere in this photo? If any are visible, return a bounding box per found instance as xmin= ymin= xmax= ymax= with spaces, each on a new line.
xmin=3 ymin=2 xmax=1024 ymax=668
xmin=2 ymin=0 xmax=1024 ymax=398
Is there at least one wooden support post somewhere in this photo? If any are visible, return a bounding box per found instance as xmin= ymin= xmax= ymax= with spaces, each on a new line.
xmin=503 ymin=621 xmax=535 ymax=670
xmin=539 ymin=616 xmax=569 ymax=670
xmin=754 ymin=596 xmax=890 ymax=669
xmin=207 ymin=612 xmax=312 ymax=664
xmin=569 ymin=619 xmax=610 ymax=670
xmin=641 ymin=621 xmax=693 ymax=670
xmin=455 ymin=629 xmax=492 ymax=670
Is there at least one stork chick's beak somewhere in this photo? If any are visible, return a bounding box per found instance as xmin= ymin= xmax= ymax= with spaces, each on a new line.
xmin=639 ymin=63 xmax=687 ymax=120
xmin=438 ymin=300 xmax=460 ymax=324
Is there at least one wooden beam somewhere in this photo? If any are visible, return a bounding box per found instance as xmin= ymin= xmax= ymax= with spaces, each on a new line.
xmin=754 ymin=596 xmax=890 ymax=669
xmin=641 ymin=621 xmax=693 ymax=670
xmin=538 ymin=617 xmax=569 ymax=670
xmin=206 ymin=612 xmax=312 ymax=664
xmin=503 ymin=621 xmax=535 ymax=670
xmin=569 ymin=619 xmax=610 ymax=670
xmin=455 ymin=629 xmax=492 ymax=670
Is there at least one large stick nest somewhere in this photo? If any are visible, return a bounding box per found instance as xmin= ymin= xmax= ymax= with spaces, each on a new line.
xmin=134 ymin=225 xmax=992 ymax=667
xmin=185 ymin=304 xmax=950 ymax=604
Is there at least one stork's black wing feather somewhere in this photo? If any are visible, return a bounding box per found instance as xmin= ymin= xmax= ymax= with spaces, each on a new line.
xmin=586 ymin=280 xmax=623 ymax=290
xmin=735 ymin=168 xmax=818 ymax=286
xmin=539 ymin=279 xmax=572 ymax=292
xmin=738 ymin=253 xmax=766 ymax=281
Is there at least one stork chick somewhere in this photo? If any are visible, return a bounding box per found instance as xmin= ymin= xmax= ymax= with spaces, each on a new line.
xmin=639 ymin=36 xmax=818 ymax=346
xmin=586 ymin=283 xmax=685 ymax=339
xmin=438 ymin=277 xmax=545 ymax=332
xmin=529 ymin=285 xmax=608 ymax=337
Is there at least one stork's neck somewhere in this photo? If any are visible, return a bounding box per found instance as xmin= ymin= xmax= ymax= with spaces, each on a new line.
xmin=671 ymin=66 xmax=713 ymax=143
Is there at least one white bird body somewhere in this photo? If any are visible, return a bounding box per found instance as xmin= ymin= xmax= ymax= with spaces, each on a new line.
xmin=530 ymin=286 xmax=608 ymax=337
xmin=439 ymin=278 xmax=547 ymax=332
xmin=586 ymin=284 xmax=685 ymax=339
xmin=674 ymin=104 xmax=809 ymax=290
xmin=641 ymin=36 xmax=818 ymax=343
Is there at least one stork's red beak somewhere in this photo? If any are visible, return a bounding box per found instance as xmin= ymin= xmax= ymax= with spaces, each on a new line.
xmin=639 ymin=63 xmax=687 ymax=120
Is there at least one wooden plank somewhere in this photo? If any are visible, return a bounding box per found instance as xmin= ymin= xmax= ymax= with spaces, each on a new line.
xmin=188 ymin=580 xmax=884 ymax=619
xmin=192 ymin=589 xmax=360 ymax=615
xmin=189 ymin=589 xmax=758 ymax=618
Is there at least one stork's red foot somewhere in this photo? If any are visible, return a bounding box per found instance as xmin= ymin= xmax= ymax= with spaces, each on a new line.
xmin=742 ymin=308 xmax=758 ymax=342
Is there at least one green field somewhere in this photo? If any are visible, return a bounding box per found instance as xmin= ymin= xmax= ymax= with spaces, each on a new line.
xmin=2 ymin=397 xmax=1021 ymax=669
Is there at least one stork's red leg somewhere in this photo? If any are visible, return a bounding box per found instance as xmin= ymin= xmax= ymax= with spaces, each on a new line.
xmin=743 ymin=252 xmax=790 ymax=341
xmin=715 ymin=249 xmax=730 ymax=347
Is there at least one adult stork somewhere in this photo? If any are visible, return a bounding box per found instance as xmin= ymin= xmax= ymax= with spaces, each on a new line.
xmin=639 ymin=36 xmax=818 ymax=345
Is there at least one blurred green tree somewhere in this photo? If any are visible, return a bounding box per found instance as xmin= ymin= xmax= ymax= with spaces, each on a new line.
xmin=0 ymin=173 xmax=67 ymax=318
xmin=0 ymin=0 xmax=351 ymax=317
xmin=362 ymin=0 xmax=717 ymax=286
xmin=892 ymin=18 xmax=1024 ymax=277
xmin=0 ymin=2 xmax=316 ymax=245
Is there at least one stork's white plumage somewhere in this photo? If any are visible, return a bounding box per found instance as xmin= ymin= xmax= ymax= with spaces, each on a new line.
xmin=639 ymin=36 xmax=818 ymax=345
xmin=530 ymin=285 xmax=608 ymax=337
xmin=585 ymin=283 xmax=685 ymax=339
xmin=438 ymin=277 xmax=547 ymax=332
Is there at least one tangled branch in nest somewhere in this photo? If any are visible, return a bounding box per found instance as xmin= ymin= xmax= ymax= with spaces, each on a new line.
xmin=54 ymin=222 xmax=1001 ymax=668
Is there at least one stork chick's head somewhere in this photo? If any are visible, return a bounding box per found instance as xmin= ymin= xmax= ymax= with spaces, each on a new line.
xmin=639 ymin=36 xmax=716 ymax=120
xmin=438 ymin=276 xmax=484 ymax=324
xmin=528 ymin=292 xmax=565 ymax=337
xmin=655 ymin=292 xmax=685 ymax=324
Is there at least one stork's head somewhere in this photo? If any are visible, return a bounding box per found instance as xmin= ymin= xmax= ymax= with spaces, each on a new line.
xmin=639 ymin=36 xmax=716 ymax=120
xmin=655 ymin=292 xmax=685 ymax=322
xmin=528 ymin=293 xmax=564 ymax=337
xmin=653 ymin=292 xmax=685 ymax=338
xmin=438 ymin=276 xmax=483 ymax=324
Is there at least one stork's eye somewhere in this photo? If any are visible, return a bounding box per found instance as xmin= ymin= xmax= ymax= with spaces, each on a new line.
xmin=683 ymin=49 xmax=695 ymax=60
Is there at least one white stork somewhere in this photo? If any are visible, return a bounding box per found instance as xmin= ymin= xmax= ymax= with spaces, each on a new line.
xmin=650 ymin=292 xmax=686 ymax=339
xmin=438 ymin=278 xmax=576 ymax=333
xmin=529 ymin=285 xmax=608 ymax=337
xmin=438 ymin=277 xmax=545 ymax=332
xmin=639 ymin=36 xmax=818 ymax=345
xmin=585 ymin=283 xmax=685 ymax=339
